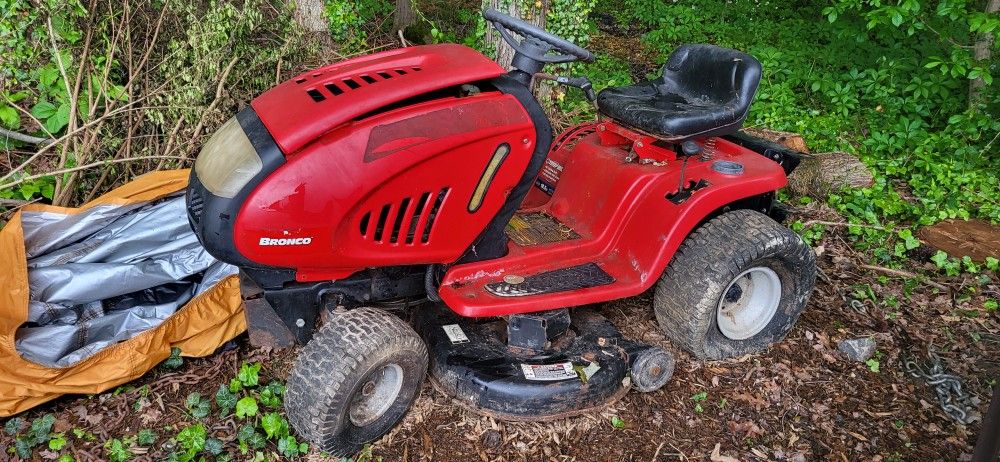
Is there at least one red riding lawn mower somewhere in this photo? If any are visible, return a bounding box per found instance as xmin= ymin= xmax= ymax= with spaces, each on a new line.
xmin=186 ymin=9 xmax=816 ymax=455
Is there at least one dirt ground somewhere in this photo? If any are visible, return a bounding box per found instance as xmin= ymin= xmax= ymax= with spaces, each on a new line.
xmin=1 ymin=202 xmax=996 ymax=462
xmin=365 ymin=231 xmax=998 ymax=462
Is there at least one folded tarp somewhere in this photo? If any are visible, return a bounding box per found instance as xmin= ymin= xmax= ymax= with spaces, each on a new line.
xmin=0 ymin=170 xmax=245 ymax=416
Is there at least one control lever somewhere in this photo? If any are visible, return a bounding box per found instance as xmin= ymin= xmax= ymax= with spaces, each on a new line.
xmin=534 ymin=73 xmax=598 ymax=111
xmin=672 ymin=140 xmax=703 ymax=203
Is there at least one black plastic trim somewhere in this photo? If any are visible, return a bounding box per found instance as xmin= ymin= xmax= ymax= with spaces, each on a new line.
xmin=186 ymin=106 xmax=296 ymax=289
xmin=457 ymin=74 xmax=553 ymax=263
xmin=723 ymin=132 xmax=806 ymax=175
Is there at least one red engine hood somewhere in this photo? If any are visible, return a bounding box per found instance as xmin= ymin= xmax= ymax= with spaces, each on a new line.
xmin=250 ymin=44 xmax=506 ymax=155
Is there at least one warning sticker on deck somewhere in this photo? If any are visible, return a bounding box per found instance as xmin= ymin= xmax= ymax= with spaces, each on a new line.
xmin=441 ymin=324 xmax=469 ymax=344
xmin=520 ymin=362 xmax=577 ymax=381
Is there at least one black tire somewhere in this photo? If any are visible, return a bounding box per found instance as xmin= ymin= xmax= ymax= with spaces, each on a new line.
xmin=285 ymin=307 xmax=428 ymax=456
xmin=654 ymin=209 xmax=816 ymax=360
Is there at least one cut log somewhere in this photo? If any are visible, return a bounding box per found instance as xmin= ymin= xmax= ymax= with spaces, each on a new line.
xmin=786 ymin=152 xmax=874 ymax=197
xmin=918 ymin=219 xmax=1000 ymax=262
xmin=741 ymin=127 xmax=810 ymax=153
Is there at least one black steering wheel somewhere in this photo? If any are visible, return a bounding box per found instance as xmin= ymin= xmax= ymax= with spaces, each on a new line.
xmin=483 ymin=8 xmax=596 ymax=65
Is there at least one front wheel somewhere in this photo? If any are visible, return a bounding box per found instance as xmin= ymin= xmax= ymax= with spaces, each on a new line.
xmin=654 ymin=209 xmax=816 ymax=360
xmin=285 ymin=307 xmax=428 ymax=456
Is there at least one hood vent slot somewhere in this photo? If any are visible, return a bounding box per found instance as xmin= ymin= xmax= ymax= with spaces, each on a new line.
xmin=324 ymin=83 xmax=344 ymax=96
xmin=389 ymin=197 xmax=411 ymax=243
xmin=422 ymin=188 xmax=447 ymax=243
xmin=306 ymin=89 xmax=326 ymax=102
xmin=359 ymin=187 xmax=450 ymax=245
xmin=305 ymin=67 xmax=426 ymax=101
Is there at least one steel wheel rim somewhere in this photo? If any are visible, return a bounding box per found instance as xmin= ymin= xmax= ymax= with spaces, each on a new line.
xmin=716 ymin=267 xmax=782 ymax=340
xmin=348 ymin=363 xmax=404 ymax=427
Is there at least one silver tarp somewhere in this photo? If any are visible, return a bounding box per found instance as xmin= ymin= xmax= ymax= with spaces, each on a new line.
xmin=14 ymin=195 xmax=236 ymax=367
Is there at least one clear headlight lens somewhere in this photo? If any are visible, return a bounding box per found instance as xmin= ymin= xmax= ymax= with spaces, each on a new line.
xmin=194 ymin=117 xmax=263 ymax=198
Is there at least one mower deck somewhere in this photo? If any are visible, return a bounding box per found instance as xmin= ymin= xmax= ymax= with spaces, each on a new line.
xmin=414 ymin=304 xmax=644 ymax=420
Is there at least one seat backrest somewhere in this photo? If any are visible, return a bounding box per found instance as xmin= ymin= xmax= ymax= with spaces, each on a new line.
xmin=661 ymin=44 xmax=761 ymax=107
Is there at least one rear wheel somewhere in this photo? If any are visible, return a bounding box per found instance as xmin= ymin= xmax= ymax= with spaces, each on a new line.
xmin=654 ymin=209 xmax=816 ymax=359
xmin=285 ymin=307 xmax=428 ymax=456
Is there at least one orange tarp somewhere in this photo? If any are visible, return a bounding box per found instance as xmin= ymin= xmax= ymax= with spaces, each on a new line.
xmin=0 ymin=170 xmax=245 ymax=416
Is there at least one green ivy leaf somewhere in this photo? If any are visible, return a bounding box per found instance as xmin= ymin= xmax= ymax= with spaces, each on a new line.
xmin=237 ymin=424 xmax=256 ymax=442
xmin=185 ymin=392 xmax=211 ymax=419
xmin=176 ymin=423 xmax=207 ymax=452
xmin=4 ymin=417 xmax=21 ymax=435
xmin=246 ymin=431 xmax=266 ymax=450
xmin=277 ymin=435 xmax=303 ymax=457
xmin=162 ymin=347 xmax=183 ymax=369
xmin=215 ymin=384 xmax=237 ymax=416
xmin=104 ymin=438 xmax=133 ymax=462
xmin=235 ymin=396 xmax=258 ymax=419
xmin=931 ymin=250 xmax=950 ymax=267
xmin=260 ymin=412 xmax=288 ymax=440
xmin=237 ymin=363 xmax=261 ymax=388
xmin=15 ymin=437 xmax=33 ymax=459
xmin=48 ymin=433 xmax=67 ymax=450
xmin=30 ymin=414 xmax=55 ymax=444
xmin=204 ymin=437 xmax=224 ymax=456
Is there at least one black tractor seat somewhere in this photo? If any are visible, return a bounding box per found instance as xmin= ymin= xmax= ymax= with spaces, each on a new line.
xmin=596 ymin=44 xmax=762 ymax=141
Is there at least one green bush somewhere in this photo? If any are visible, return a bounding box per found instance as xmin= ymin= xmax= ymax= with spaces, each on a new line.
xmin=573 ymin=0 xmax=999 ymax=271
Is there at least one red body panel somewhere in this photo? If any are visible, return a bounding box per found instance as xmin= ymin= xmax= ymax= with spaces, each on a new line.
xmin=252 ymin=44 xmax=506 ymax=155
xmin=235 ymin=92 xmax=536 ymax=280
xmin=235 ymin=44 xmax=789 ymax=317
xmin=438 ymin=122 xmax=787 ymax=317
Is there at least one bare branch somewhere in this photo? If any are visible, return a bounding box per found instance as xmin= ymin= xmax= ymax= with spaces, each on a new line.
xmin=0 ymin=128 xmax=55 ymax=146
xmin=0 ymin=155 xmax=192 ymax=192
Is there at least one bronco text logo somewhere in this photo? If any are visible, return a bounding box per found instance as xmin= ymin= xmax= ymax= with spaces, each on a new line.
xmin=259 ymin=237 xmax=313 ymax=246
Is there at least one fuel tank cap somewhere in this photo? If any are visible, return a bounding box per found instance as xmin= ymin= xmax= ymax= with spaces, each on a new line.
xmin=712 ymin=160 xmax=744 ymax=175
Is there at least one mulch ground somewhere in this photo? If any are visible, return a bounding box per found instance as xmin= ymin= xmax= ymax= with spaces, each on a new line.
xmin=1 ymin=202 xmax=996 ymax=462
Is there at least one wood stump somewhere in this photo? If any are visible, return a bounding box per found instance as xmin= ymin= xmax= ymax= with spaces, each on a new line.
xmin=739 ymin=127 xmax=874 ymax=198
xmin=786 ymin=152 xmax=875 ymax=197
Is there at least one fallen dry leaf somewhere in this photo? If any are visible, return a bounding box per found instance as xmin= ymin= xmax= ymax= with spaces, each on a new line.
xmin=711 ymin=443 xmax=741 ymax=462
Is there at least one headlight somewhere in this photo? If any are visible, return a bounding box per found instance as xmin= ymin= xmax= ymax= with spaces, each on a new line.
xmin=194 ymin=117 xmax=262 ymax=198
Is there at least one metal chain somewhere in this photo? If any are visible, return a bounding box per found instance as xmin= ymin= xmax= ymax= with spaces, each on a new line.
xmin=904 ymin=347 xmax=978 ymax=424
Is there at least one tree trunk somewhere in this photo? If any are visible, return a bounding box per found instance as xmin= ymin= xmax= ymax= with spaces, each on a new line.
xmin=394 ymin=0 xmax=417 ymax=32
xmin=291 ymin=0 xmax=327 ymax=33
xmin=970 ymin=0 xmax=1000 ymax=105
xmin=482 ymin=0 xmax=549 ymax=69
